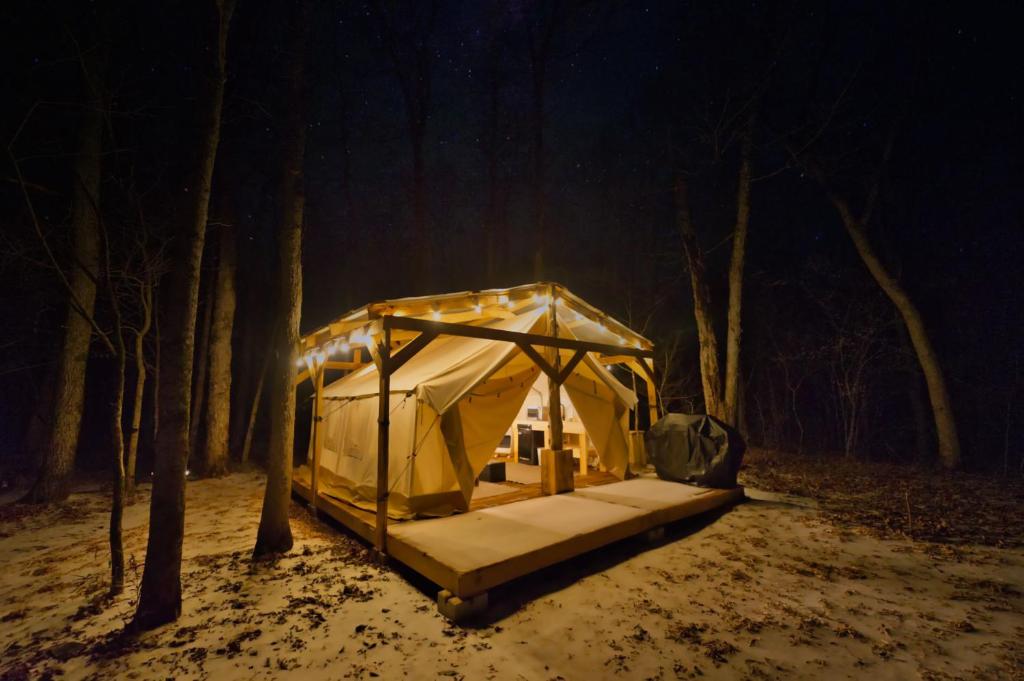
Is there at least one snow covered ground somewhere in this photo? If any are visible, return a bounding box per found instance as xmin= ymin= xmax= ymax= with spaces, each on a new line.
xmin=1 ymin=471 xmax=1021 ymax=680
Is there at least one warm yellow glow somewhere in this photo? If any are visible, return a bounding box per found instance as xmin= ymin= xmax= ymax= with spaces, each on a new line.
xmin=498 ymin=294 xmax=509 ymax=306
xmin=432 ymin=309 xmax=442 ymax=320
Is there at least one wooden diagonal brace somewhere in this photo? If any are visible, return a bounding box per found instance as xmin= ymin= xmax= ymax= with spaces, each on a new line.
xmin=556 ymin=349 xmax=587 ymax=385
xmin=516 ymin=341 xmax=559 ymax=383
xmin=385 ymin=330 xmax=439 ymax=374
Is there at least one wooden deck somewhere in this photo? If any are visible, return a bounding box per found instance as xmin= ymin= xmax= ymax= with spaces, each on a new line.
xmin=292 ymin=467 xmax=743 ymax=600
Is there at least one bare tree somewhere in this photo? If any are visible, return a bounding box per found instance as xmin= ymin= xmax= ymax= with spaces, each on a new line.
xmin=240 ymin=348 xmax=270 ymax=465
xmin=525 ymin=1 xmax=561 ymax=280
xmin=8 ymin=56 xmax=146 ymax=594
xmin=673 ymin=175 xmax=725 ymax=420
xmin=189 ymin=278 xmax=214 ymax=460
xmin=797 ymin=131 xmax=962 ymax=469
xmin=132 ymin=0 xmax=236 ymax=630
xmin=372 ymin=0 xmax=438 ymax=288
xmin=20 ymin=60 xmax=103 ymax=504
xmin=723 ymin=115 xmax=755 ymax=425
xmin=201 ymin=217 xmax=236 ymax=477
xmin=480 ymin=5 xmax=513 ymax=283
xmin=254 ymin=0 xmax=311 ymax=559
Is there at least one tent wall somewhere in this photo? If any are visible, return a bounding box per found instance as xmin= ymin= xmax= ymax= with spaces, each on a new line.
xmin=308 ymin=306 xmax=641 ymax=518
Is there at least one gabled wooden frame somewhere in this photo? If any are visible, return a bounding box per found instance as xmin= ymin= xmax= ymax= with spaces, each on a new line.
xmin=294 ymin=283 xmax=660 ymax=557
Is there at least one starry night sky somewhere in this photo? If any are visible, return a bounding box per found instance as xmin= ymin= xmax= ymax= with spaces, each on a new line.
xmin=2 ymin=0 xmax=1021 ymax=469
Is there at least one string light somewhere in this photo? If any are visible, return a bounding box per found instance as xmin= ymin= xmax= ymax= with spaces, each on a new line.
xmin=498 ymin=294 xmax=509 ymax=306
xmin=473 ymin=297 xmax=482 ymax=314
xmin=340 ymin=338 xmax=350 ymax=353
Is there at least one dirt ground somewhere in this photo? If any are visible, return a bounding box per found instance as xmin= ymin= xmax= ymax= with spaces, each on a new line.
xmin=1 ymin=467 xmax=1022 ymax=680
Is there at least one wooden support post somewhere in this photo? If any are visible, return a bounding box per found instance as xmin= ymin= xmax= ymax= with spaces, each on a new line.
xmin=542 ymin=284 xmax=574 ymax=495
xmin=310 ymin=363 xmax=325 ymax=517
xmin=548 ymin=285 xmax=563 ymax=452
xmin=580 ymin=431 xmax=588 ymax=474
xmin=646 ymin=373 xmax=659 ymax=427
xmin=375 ymin=326 xmax=391 ymax=556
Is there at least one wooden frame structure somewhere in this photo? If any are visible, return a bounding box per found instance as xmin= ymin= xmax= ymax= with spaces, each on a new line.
xmin=294 ymin=282 xmax=660 ymax=556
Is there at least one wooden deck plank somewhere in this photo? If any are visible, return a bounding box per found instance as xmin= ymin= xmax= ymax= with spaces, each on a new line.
xmin=293 ymin=467 xmax=744 ymax=599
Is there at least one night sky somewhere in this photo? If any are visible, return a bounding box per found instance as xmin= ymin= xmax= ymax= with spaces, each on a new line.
xmin=2 ymin=1 xmax=1021 ymax=471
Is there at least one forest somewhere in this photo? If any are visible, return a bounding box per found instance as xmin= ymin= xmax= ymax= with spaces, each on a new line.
xmin=1 ymin=1 xmax=1022 ymax=679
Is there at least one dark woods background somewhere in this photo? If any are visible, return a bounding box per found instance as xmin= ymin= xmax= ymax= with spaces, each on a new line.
xmin=2 ymin=1 xmax=1021 ymax=478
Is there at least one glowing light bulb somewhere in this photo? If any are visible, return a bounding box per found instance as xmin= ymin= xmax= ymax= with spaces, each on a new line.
xmin=474 ymin=303 xmax=482 ymax=314
xmin=340 ymin=340 xmax=350 ymax=353
xmin=295 ymin=357 xmax=305 ymax=368
xmin=498 ymin=294 xmax=509 ymax=306
xmin=432 ymin=309 xmax=441 ymax=320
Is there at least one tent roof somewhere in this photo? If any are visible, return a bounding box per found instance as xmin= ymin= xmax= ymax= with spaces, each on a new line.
xmin=299 ymin=282 xmax=652 ymax=354
xmin=322 ymin=305 xmax=639 ymax=413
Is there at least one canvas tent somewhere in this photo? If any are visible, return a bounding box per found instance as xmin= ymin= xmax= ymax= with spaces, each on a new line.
xmin=295 ymin=283 xmax=659 ymax=544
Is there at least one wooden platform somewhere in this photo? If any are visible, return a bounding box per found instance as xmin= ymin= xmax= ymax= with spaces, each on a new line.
xmin=292 ymin=469 xmax=743 ymax=599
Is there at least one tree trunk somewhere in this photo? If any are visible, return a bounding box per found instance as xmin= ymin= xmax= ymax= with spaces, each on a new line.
xmin=723 ymin=117 xmax=755 ymax=426
xmin=202 ymin=222 xmax=236 ymax=477
xmin=125 ymin=278 xmax=153 ymax=498
xmin=529 ymin=49 xmax=548 ymax=281
xmin=151 ymin=285 xmax=160 ymax=446
xmin=189 ymin=278 xmax=214 ymax=461
xmin=411 ymin=130 xmax=430 ymax=287
xmin=674 ymin=175 xmax=724 ymax=420
xmin=23 ymin=82 xmax=103 ymax=504
xmin=132 ymin=0 xmax=235 ymax=631
xmin=254 ymin=0 xmax=309 ymax=559
xmin=107 ymin=317 xmax=127 ymax=596
xmin=831 ymin=197 xmax=961 ymax=469
xmin=483 ymin=59 xmax=502 ymax=283
xmin=21 ymin=363 xmax=56 ymax=477
xmin=241 ymin=349 xmax=270 ymax=464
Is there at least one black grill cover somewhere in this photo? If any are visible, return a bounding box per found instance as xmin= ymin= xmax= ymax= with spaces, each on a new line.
xmin=645 ymin=413 xmax=745 ymax=488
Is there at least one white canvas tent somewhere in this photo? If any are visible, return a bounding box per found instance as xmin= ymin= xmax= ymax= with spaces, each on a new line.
xmin=296 ymin=283 xmax=660 ymax=542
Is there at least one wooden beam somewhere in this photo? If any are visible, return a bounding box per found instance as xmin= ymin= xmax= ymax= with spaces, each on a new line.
xmin=294 ymin=368 xmax=310 ymax=386
xmin=324 ymin=360 xmax=366 ymax=371
xmin=384 ymin=315 xmax=654 ymax=359
xmin=598 ymin=355 xmax=633 ymax=365
xmin=626 ymin=357 xmax=661 ymax=426
xmin=375 ymin=326 xmax=392 ymax=556
xmin=311 ymin=366 xmax=325 ymax=517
